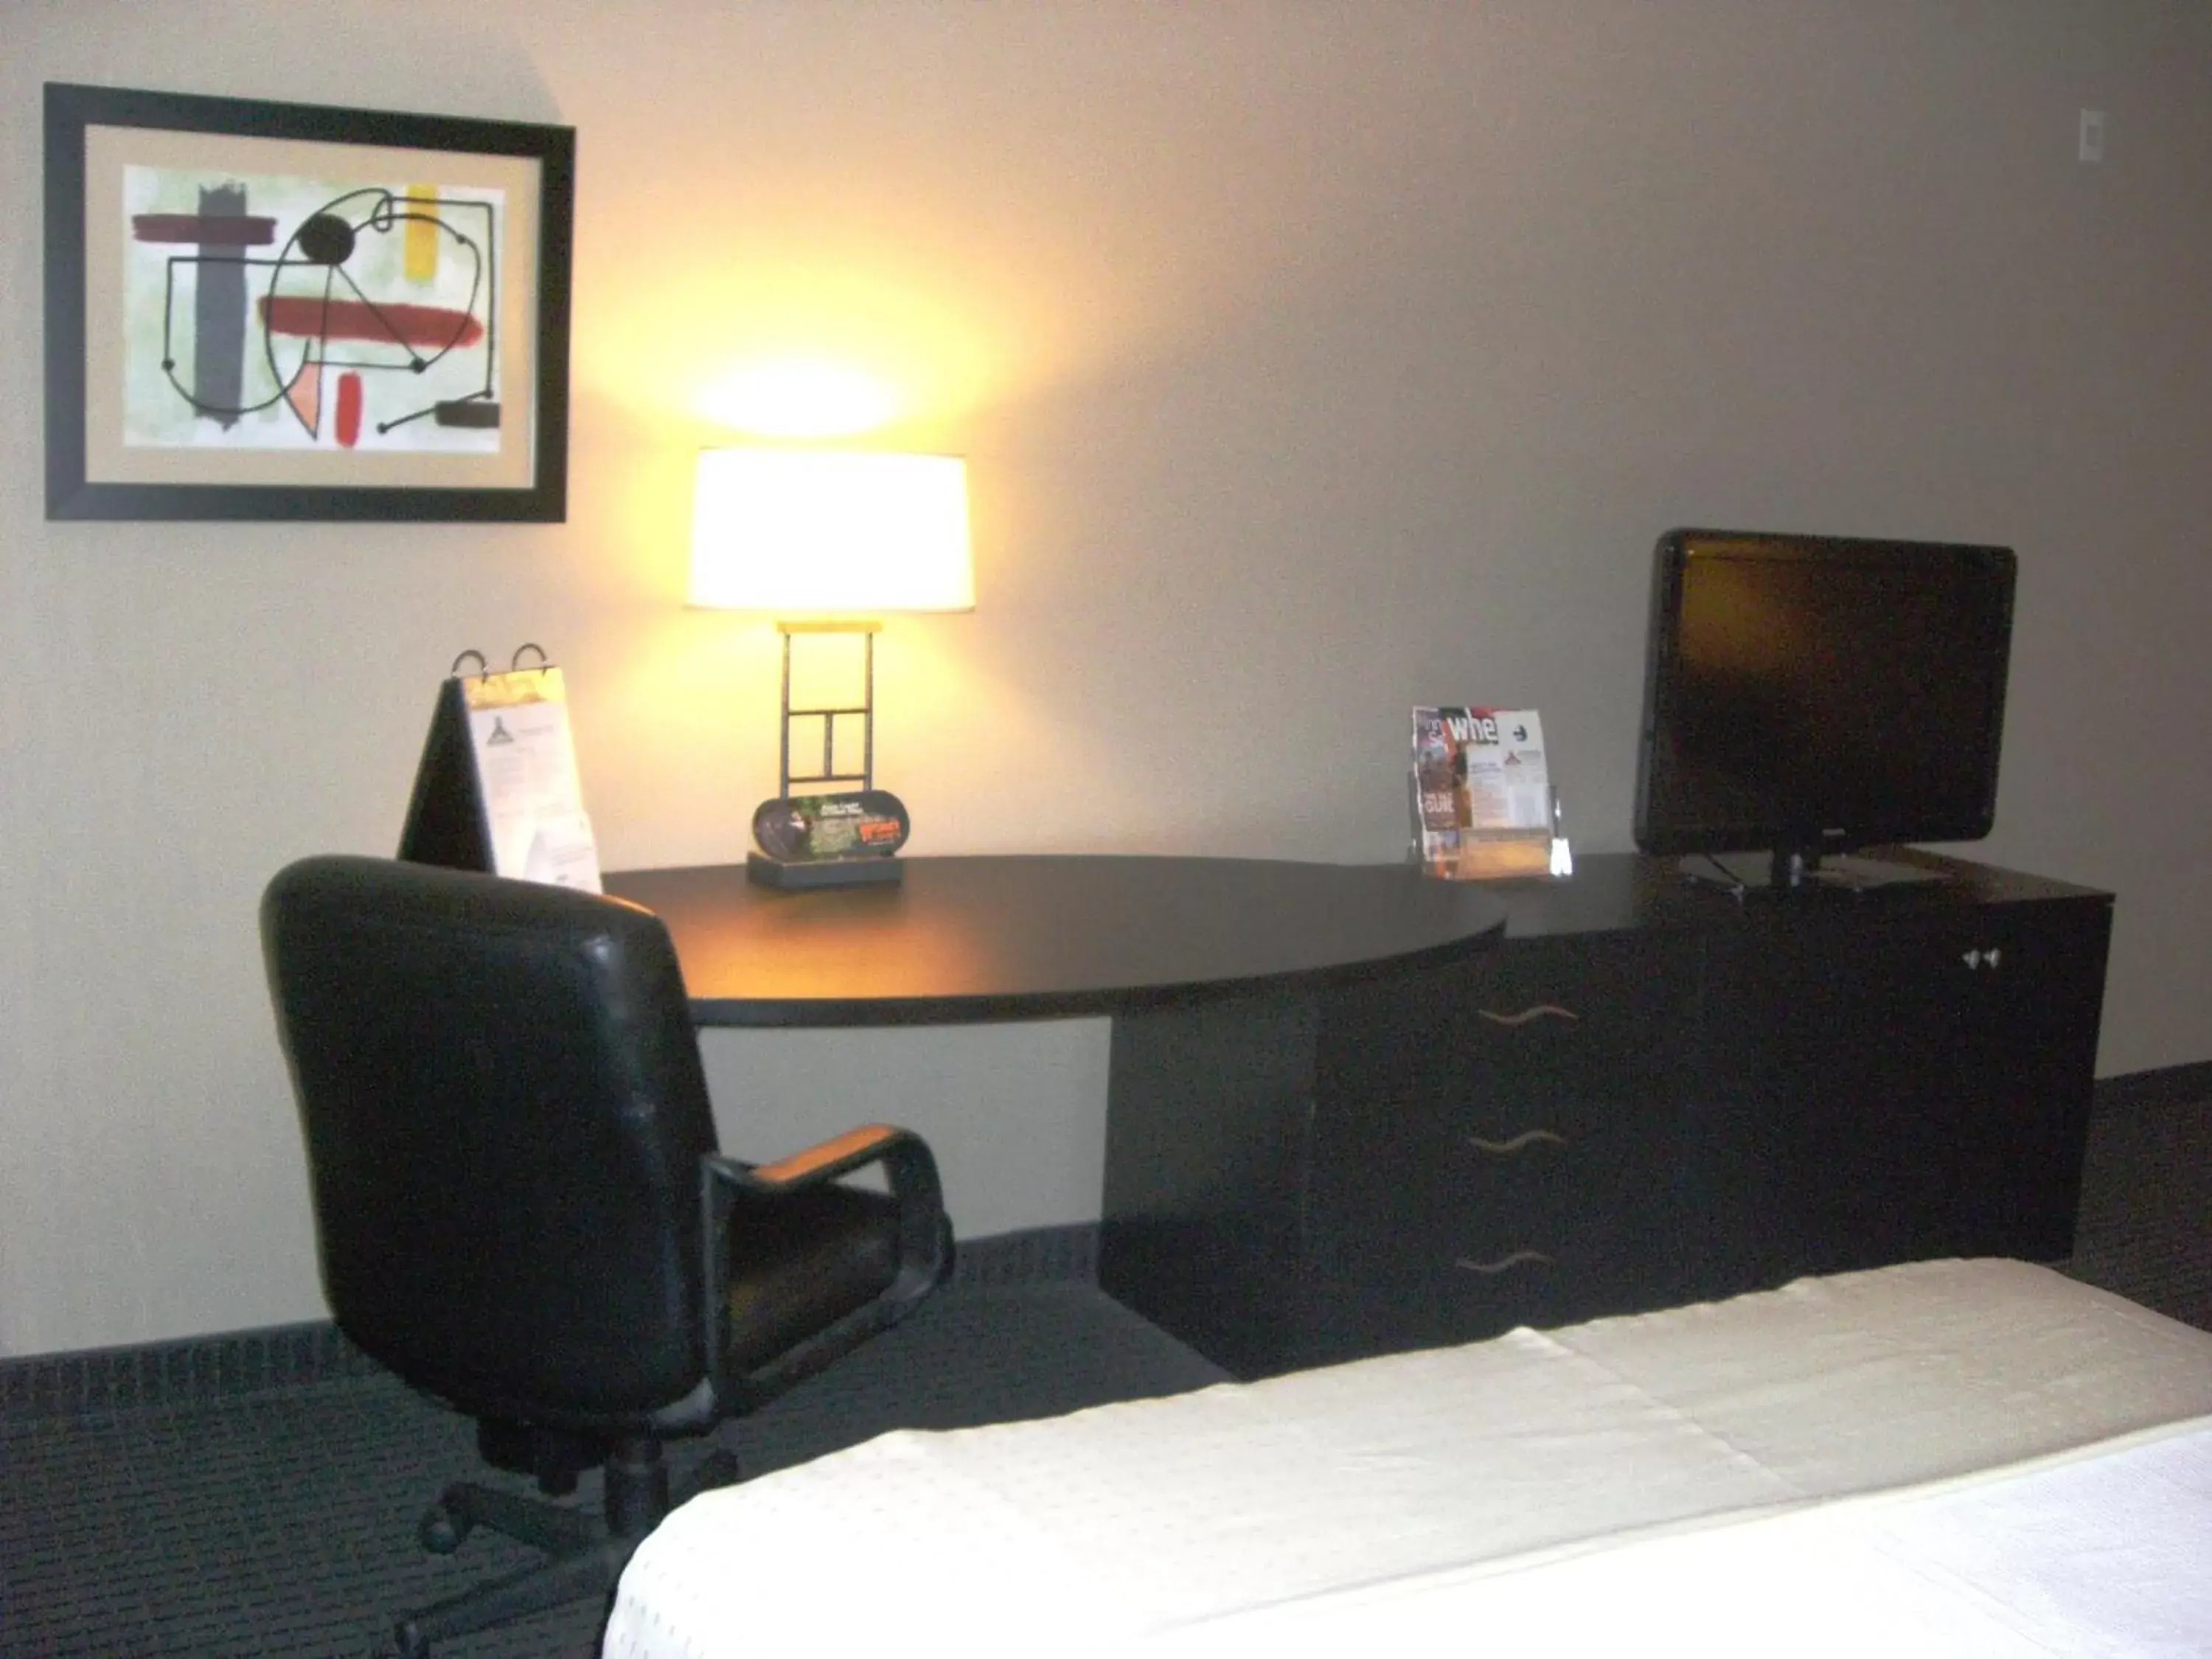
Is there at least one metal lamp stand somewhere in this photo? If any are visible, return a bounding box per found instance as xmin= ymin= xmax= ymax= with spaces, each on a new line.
xmin=744 ymin=621 xmax=906 ymax=889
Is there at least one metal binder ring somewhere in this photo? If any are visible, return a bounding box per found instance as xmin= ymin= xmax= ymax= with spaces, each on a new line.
xmin=449 ymin=650 xmax=489 ymax=678
xmin=511 ymin=642 xmax=549 ymax=672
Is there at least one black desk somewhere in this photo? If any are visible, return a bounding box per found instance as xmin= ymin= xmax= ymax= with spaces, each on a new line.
xmin=602 ymin=855 xmax=1507 ymax=1026
xmin=607 ymin=851 xmax=2109 ymax=1382
xmin=603 ymin=855 xmax=1506 ymax=1374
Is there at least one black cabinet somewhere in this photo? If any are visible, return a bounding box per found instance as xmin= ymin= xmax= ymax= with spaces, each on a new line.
xmin=1099 ymin=849 xmax=2112 ymax=1380
xmin=1700 ymin=893 xmax=2110 ymax=1285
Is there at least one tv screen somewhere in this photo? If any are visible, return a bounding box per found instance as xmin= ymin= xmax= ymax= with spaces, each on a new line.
xmin=1632 ymin=529 xmax=2015 ymax=887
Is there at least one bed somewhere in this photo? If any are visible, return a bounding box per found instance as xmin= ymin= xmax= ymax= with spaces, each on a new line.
xmin=602 ymin=1259 xmax=2212 ymax=1657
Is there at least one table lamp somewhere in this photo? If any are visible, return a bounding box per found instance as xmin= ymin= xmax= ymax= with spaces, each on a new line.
xmin=689 ymin=446 xmax=974 ymax=889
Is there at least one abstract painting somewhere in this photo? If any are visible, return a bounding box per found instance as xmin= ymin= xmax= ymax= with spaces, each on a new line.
xmin=45 ymin=83 xmax=574 ymax=521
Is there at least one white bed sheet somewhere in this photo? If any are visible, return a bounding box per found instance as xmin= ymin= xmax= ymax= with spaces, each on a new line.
xmin=1144 ymin=1419 xmax=2212 ymax=1658
xmin=603 ymin=1260 xmax=2212 ymax=1658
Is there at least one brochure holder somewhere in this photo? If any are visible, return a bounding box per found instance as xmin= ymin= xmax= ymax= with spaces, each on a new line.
xmin=1423 ymin=828 xmax=1557 ymax=881
xmin=397 ymin=646 xmax=602 ymax=892
xmin=1408 ymin=706 xmax=1572 ymax=882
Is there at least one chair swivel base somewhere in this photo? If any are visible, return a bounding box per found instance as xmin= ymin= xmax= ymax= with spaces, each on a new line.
xmin=389 ymin=1442 xmax=739 ymax=1658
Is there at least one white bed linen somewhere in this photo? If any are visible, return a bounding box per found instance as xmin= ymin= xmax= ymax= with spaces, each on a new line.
xmin=602 ymin=1260 xmax=2212 ymax=1658
xmin=1141 ymin=1420 xmax=2212 ymax=1658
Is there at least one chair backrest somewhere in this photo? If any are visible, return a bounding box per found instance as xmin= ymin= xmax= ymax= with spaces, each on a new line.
xmin=261 ymin=855 xmax=720 ymax=1424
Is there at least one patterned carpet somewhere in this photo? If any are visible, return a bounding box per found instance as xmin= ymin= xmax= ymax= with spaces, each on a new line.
xmin=0 ymin=1279 xmax=1225 ymax=1659
xmin=2062 ymin=1069 xmax=2212 ymax=1333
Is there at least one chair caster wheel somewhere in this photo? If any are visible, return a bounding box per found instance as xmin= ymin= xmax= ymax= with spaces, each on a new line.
xmin=417 ymin=1501 xmax=467 ymax=1554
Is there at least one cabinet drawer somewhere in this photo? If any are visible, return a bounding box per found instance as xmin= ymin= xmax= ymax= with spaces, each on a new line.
xmin=1309 ymin=1189 xmax=1679 ymax=1353
xmin=1308 ymin=1088 xmax=1681 ymax=1343
xmin=1307 ymin=1257 xmax=1571 ymax=1357
xmin=1321 ymin=933 xmax=1695 ymax=1130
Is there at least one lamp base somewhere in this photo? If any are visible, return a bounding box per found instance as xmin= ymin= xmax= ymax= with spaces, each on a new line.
xmin=745 ymin=849 xmax=904 ymax=890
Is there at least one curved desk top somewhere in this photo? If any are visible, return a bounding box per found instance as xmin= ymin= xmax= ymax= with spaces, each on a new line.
xmin=602 ymin=855 xmax=1507 ymax=1028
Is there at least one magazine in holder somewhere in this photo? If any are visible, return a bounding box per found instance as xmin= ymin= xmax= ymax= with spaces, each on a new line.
xmin=397 ymin=646 xmax=602 ymax=892
xmin=1408 ymin=706 xmax=1571 ymax=882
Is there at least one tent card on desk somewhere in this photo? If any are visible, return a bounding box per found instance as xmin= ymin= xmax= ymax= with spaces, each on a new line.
xmin=1411 ymin=706 xmax=1555 ymax=879
xmin=463 ymin=667 xmax=602 ymax=891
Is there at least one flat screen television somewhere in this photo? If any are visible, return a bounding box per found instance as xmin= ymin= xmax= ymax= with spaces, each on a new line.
xmin=1632 ymin=528 xmax=2016 ymax=894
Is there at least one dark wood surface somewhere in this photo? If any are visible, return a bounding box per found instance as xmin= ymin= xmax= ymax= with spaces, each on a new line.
xmin=605 ymin=846 xmax=2111 ymax=1380
xmin=1470 ymin=844 xmax=2110 ymax=939
xmin=603 ymin=855 xmax=1507 ymax=1027
xmin=1099 ymin=847 xmax=2117 ymax=1377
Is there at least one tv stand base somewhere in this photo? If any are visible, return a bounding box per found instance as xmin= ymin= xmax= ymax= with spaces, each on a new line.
xmin=1677 ymin=850 xmax=1950 ymax=897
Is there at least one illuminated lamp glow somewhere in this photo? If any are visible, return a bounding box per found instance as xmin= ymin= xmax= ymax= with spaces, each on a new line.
xmin=695 ymin=361 xmax=905 ymax=440
xmin=689 ymin=448 xmax=974 ymax=616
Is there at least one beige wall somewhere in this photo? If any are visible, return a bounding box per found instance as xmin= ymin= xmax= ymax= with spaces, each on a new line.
xmin=4 ymin=0 xmax=2208 ymax=1356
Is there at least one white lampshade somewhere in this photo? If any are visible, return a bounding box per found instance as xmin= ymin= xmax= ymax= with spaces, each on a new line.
xmin=689 ymin=448 xmax=975 ymax=615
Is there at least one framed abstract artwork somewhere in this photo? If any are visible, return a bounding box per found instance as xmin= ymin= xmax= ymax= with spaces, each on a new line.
xmin=44 ymin=83 xmax=575 ymax=521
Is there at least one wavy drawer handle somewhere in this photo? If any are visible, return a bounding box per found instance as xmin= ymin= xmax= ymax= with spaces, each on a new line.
xmin=1466 ymin=1127 xmax=1567 ymax=1155
xmin=1477 ymin=1004 xmax=1579 ymax=1026
xmin=1455 ymin=1249 xmax=1554 ymax=1276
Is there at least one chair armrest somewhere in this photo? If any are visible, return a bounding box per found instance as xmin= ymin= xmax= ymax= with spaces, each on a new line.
xmin=700 ymin=1124 xmax=942 ymax=1221
xmin=718 ymin=1124 xmax=919 ymax=1192
xmin=697 ymin=1125 xmax=949 ymax=1402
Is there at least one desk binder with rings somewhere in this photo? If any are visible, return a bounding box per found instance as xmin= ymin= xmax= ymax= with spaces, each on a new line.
xmin=397 ymin=644 xmax=603 ymax=892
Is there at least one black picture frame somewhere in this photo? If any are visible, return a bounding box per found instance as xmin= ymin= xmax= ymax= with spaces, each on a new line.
xmin=44 ymin=82 xmax=574 ymax=522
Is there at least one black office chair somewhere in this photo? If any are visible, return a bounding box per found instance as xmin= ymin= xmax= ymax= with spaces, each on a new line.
xmin=260 ymin=854 xmax=951 ymax=1658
